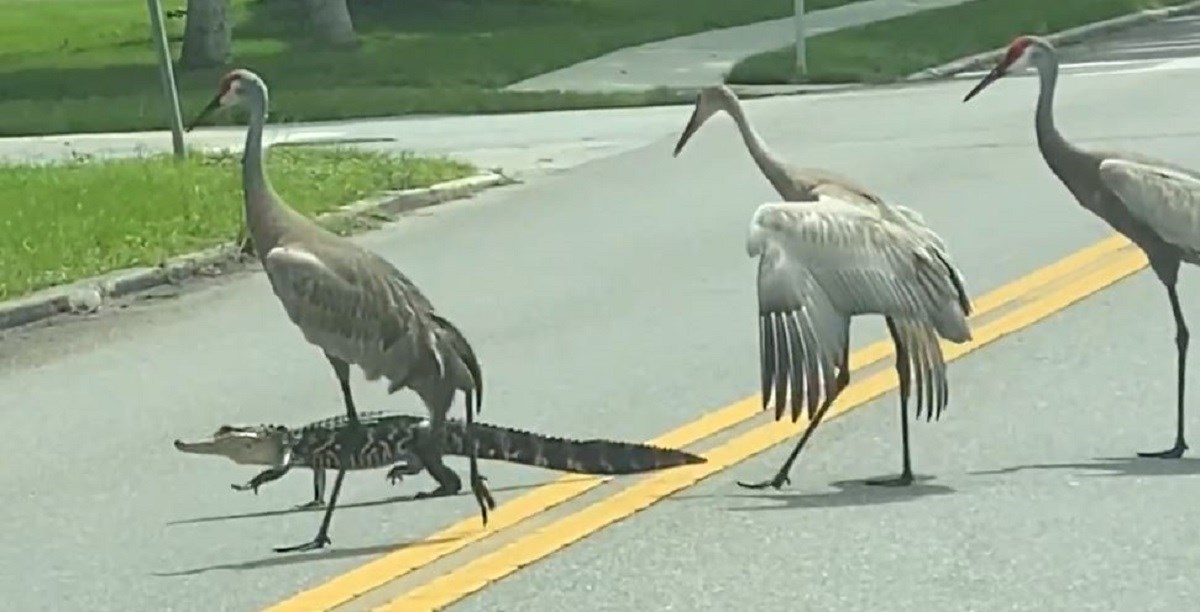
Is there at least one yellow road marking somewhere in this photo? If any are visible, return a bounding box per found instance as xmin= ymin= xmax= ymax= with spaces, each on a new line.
xmin=265 ymin=234 xmax=1135 ymax=612
xmin=376 ymin=240 xmax=1148 ymax=611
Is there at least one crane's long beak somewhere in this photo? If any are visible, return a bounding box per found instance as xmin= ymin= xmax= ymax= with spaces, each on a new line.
xmin=673 ymin=104 xmax=703 ymax=157
xmin=185 ymin=93 xmax=223 ymax=132
xmin=962 ymin=64 xmax=1006 ymax=102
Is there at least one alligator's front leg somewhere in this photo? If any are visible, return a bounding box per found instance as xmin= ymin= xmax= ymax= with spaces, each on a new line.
xmin=232 ymin=464 xmax=292 ymax=494
xmin=384 ymin=454 xmax=425 ymax=488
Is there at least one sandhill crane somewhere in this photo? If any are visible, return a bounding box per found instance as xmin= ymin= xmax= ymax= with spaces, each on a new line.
xmin=674 ymin=85 xmax=974 ymax=487
xmin=963 ymin=34 xmax=1200 ymax=460
xmin=185 ymin=69 xmax=495 ymax=552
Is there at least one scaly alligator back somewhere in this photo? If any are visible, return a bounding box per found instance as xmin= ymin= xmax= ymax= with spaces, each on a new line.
xmin=441 ymin=421 xmax=706 ymax=474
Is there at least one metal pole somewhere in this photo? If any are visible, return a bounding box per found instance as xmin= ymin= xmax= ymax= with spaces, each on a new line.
xmin=146 ymin=0 xmax=186 ymax=159
xmin=793 ymin=0 xmax=807 ymax=80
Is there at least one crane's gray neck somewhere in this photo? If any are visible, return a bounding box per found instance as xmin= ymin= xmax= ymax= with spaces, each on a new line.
xmin=240 ymin=84 xmax=289 ymax=255
xmin=722 ymin=98 xmax=794 ymax=197
xmin=1032 ymin=51 xmax=1086 ymax=177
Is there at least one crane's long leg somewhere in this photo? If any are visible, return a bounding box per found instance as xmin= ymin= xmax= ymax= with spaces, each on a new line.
xmin=1139 ymin=279 xmax=1190 ymax=459
xmin=412 ymin=387 xmax=495 ymax=526
xmin=737 ymin=339 xmax=851 ymax=491
xmin=325 ymin=353 xmax=361 ymax=426
xmin=274 ymin=468 xmax=346 ymax=553
xmin=866 ymin=320 xmax=915 ymax=486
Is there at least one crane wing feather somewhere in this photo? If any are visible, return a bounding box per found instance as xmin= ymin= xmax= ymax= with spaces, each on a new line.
xmin=1099 ymin=158 xmax=1200 ymax=255
xmin=261 ymin=244 xmax=431 ymax=382
xmin=749 ymin=201 xmax=971 ymax=343
xmin=756 ymin=240 xmax=847 ymax=422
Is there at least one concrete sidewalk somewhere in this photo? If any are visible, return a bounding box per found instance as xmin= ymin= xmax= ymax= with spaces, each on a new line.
xmin=505 ymin=0 xmax=975 ymax=93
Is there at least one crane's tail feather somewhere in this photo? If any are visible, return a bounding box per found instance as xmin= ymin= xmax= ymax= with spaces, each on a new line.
xmin=929 ymin=247 xmax=973 ymax=317
xmin=427 ymin=312 xmax=483 ymax=416
xmin=446 ymin=421 xmax=708 ymax=474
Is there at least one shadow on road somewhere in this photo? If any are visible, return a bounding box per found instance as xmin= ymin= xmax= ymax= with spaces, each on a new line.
xmin=167 ymin=476 xmax=593 ymax=526
xmin=150 ymin=535 xmax=460 ymax=577
xmin=671 ymin=475 xmax=955 ymax=511
xmin=970 ymin=456 xmax=1200 ymax=479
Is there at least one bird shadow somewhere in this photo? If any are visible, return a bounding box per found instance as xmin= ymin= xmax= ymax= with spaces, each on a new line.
xmin=970 ymin=455 xmax=1200 ymax=479
xmin=150 ymin=535 xmax=460 ymax=577
xmin=167 ymin=477 xmax=587 ymax=526
xmin=671 ymin=475 xmax=955 ymax=512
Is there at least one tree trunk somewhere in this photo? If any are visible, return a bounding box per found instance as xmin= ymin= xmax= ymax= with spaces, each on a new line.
xmin=304 ymin=0 xmax=357 ymax=47
xmin=179 ymin=0 xmax=231 ymax=69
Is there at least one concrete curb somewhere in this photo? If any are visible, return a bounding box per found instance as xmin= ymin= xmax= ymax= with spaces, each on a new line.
xmin=0 ymin=171 xmax=512 ymax=332
xmin=906 ymin=0 xmax=1200 ymax=81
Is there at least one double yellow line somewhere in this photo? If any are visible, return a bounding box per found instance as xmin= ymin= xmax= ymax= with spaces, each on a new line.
xmin=267 ymin=234 xmax=1146 ymax=612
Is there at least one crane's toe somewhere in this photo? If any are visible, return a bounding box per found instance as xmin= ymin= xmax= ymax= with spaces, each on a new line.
xmin=1137 ymin=441 xmax=1188 ymax=459
xmin=864 ymin=472 xmax=914 ymax=487
xmin=273 ymin=534 xmax=331 ymax=554
xmin=736 ymin=474 xmax=791 ymax=490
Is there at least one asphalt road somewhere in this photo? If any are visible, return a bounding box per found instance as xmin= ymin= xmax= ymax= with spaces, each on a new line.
xmin=4 ymin=17 xmax=1200 ymax=612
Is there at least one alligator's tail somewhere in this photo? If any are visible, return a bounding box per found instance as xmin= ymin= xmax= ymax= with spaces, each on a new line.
xmin=444 ymin=421 xmax=707 ymax=474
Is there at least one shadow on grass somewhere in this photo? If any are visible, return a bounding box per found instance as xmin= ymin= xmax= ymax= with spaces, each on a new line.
xmin=670 ymin=475 xmax=956 ymax=511
xmin=151 ymin=535 xmax=461 ymax=576
xmin=167 ymin=476 xmax=593 ymax=526
xmin=970 ymin=456 xmax=1200 ymax=479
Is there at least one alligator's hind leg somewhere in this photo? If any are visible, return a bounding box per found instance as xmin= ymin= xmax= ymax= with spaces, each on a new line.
xmin=294 ymin=469 xmax=326 ymax=510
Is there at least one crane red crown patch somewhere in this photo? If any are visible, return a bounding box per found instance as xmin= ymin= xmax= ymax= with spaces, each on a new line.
xmin=1004 ymin=36 xmax=1034 ymax=65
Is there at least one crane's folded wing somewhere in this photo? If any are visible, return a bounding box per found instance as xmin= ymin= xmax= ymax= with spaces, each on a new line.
xmin=261 ymin=245 xmax=429 ymax=375
xmin=1099 ymin=158 xmax=1200 ymax=254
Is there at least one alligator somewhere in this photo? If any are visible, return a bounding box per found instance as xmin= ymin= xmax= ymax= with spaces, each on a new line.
xmin=175 ymin=411 xmax=706 ymax=551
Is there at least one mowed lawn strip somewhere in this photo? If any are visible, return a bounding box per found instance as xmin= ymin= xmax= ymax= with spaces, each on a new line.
xmin=725 ymin=0 xmax=1193 ymax=85
xmin=0 ymin=0 xmax=868 ymax=136
xmin=0 ymin=147 xmax=474 ymax=301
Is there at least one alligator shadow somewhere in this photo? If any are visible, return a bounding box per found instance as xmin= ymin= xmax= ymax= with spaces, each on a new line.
xmin=970 ymin=456 xmax=1200 ymax=479
xmin=673 ymin=475 xmax=955 ymax=511
xmin=150 ymin=535 xmax=460 ymax=577
xmin=168 ymin=477 xmax=591 ymax=526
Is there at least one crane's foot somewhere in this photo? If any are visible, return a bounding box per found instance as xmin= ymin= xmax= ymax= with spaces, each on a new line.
xmin=1137 ymin=440 xmax=1188 ymax=459
xmin=293 ymin=499 xmax=324 ymax=511
xmin=273 ymin=533 xmax=331 ymax=554
xmin=736 ymin=473 xmax=791 ymax=491
xmin=864 ymin=472 xmax=914 ymax=487
xmin=470 ymin=474 xmax=496 ymax=526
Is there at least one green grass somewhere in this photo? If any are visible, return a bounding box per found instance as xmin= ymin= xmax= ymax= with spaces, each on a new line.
xmin=0 ymin=147 xmax=474 ymax=301
xmin=0 ymin=0 xmax=868 ymax=136
xmin=726 ymin=0 xmax=1195 ymax=85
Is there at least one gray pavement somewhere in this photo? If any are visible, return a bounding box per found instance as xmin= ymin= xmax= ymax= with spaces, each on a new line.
xmin=443 ymin=19 xmax=1200 ymax=612
xmin=505 ymin=0 xmax=975 ymax=93
xmin=5 ymin=16 xmax=1200 ymax=612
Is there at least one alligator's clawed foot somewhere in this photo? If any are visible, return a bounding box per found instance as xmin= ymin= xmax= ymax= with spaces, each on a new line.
xmin=1137 ymin=441 xmax=1188 ymax=459
xmin=293 ymin=499 xmax=324 ymax=511
xmin=385 ymin=468 xmax=405 ymax=486
xmin=864 ymin=472 xmax=914 ymax=487
xmin=231 ymin=482 xmax=258 ymax=494
xmin=414 ymin=484 xmax=459 ymax=500
xmin=273 ymin=533 xmax=331 ymax=554
xmin=736 ymin=473 xmax=791 ymax=490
